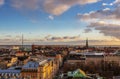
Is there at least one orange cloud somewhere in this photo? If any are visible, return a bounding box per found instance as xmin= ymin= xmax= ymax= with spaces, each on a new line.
xmin=0 ymin=0 xmax=4 ymax=6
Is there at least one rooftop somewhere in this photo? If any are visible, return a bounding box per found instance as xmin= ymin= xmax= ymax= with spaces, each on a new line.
xmin=0 ymin=70 xmax=21 ymax=74
xmin=22 ymin=56 xmax=50 ymax=69
xmin=22 ymin=61 xmax=39 ymax=69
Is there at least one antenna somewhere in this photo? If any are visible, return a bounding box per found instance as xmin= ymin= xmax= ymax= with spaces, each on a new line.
xmin=22 ymin=34 xmax=24 ymax=51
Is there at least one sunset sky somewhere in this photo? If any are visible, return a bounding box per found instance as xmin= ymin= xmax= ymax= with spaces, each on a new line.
xmin=0 ymin=0 xmax=120 ymax=45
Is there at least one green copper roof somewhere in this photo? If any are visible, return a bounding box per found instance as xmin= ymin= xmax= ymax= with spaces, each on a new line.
xmin=67 ymin=69 xmax=87 ymax=78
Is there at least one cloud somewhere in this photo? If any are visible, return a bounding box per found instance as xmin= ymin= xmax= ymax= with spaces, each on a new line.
xmin=77 ymin=3 xmax=120 ymax=40
xmin=11 ymin=0 xmax=41 ymax=10
xmin=30 ymin=39 xmax=120 ymax=45
xmin=43 ymin=35 xmax=80 ymax=41
xmin=113 ymin=0 xmax=120 ymax=4
xmin=44 ymin=2 xmax=70 ymax=15
xmin=0 ymin=35 xmax=120 ymax=45
xmin=10 ymin=0 xmax=100 ymax=15
xmin=102 ymin=3 xmax=108 ymax=6
xmin=44 ymin=35 xmax=52 ymax=41
xmin=5 ymin=35 xmax=12 ymax=38
xmin=0 ymin=0 xmax=4 ymax=6
xmin=89 ymin=22 xmax=120 ymax=38
xmin=77 ymin=8 xmax=112 ymax=22
xmin=44 ymin=0 xmax=99 ymax=15
xmin=84 ymin=28 xmax=92 ymax=33
xmin=48 ymin=15 xmax=54 ymax=20
xmin=102 ymin=0 xmax=119 ymax=6
xmin=102 ymin=3 xmax=113 ymax=6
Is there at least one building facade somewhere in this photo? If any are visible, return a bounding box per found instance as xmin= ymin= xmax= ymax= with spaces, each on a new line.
xmin=21 ymin=57 xmax=58 ymax=79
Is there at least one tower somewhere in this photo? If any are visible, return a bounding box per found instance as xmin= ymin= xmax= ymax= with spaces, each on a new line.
xmin=32 ymin=44 xmax=35 ymax=55
xmin=86 ymin=38 xmax=88 ymax=48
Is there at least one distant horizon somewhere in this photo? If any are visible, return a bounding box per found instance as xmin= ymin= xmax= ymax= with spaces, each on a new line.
xmin=0 ymin=44 xmax=120 ymax=47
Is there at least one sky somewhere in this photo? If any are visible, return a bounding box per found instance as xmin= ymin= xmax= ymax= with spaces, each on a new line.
xmin=0 ymin=0 xmax=120 ymax=45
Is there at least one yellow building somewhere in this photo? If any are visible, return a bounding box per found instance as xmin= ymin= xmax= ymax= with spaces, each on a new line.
xmin=21 ymin=57 xmax=57 ymax=79
xmin=7 ymin=57 xmax=18 ymax=67
xmin=38 ymin=60 xmax=53 ymax=79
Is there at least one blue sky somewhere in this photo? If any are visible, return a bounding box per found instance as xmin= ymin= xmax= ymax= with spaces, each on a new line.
xmin=0 ymin=0 xmax=120 ymax=45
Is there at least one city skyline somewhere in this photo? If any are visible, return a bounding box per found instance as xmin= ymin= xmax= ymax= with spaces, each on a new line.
xmin=0 ymin=0 xmax=120 ymax=45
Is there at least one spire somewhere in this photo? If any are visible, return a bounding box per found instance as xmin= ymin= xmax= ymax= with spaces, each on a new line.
xmin=86 ymin=38 xmax=88 ymax=48
xmin=32 ymin=43 xmax=35 ymax=54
